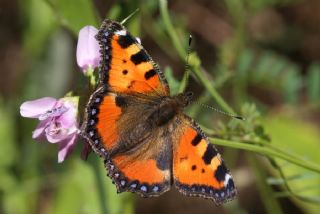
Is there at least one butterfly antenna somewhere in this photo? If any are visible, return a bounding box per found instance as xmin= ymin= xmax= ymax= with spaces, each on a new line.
xmin=179 ymin=35 xmax=193 ymax=93
xmin=185 ymin=35 xmax=192 ymax=73
xmin=198 ymin=102 xmax=245 ymax=120
xmin=121 ymin=8 xmax=140 ymax=25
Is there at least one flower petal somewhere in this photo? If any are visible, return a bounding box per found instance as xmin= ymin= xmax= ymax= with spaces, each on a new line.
xmin=58 ymin=134 xmax=77 ymax=163
xmin=32 ymin=119 xmax=49 ymax=141
xmin=76 ymin=26 xmax=100 ymax=72
xmin=20 ymin=97 xmax=57 ymax=118
xmin=45 ymin=121 xmax=69 ymax=143
xmin=58 ymin=100 xmax=77 ymax=129
xmin=38 ymin=105 xmax=68 ymax=121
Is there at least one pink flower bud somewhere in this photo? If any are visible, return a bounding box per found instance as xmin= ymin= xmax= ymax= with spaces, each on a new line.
xmin=76 ymin=26 xmax=100 ymax=73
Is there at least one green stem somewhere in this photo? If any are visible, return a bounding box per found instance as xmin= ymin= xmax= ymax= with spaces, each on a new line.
xmin=210 ymin=138 xmax=320 ymax=173
xmin=84 ymin=66 xmax=96 ymax=87
xmin=202 ymin=123 xmax=320 ymax=173
xmin=159 ymin=0 xmax=235 ymax=114
xmin=178 ymin=67 xmax=190 ymax=93
xmin=159 ymin=0 xmax=185 ymax=59
xmin=272 ymin=159 xmax=320 ymax=203
xmin=248 ymin=155 xmax=283 ymax=214
xmin=92 ymin=157 xmax=109 ymax=214
xmin=193 ymin=66 xmax=235 ymax=114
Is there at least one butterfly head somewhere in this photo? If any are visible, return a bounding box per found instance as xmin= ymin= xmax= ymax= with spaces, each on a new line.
xmin=176 ymin=91 xmax=194 ymax=107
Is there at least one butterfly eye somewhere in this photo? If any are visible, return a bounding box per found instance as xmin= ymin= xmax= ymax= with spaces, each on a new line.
xmin=186 ymin=91 xmax=194 ymax=98
xmin=177 ymin=92 xmax=194 ymax=107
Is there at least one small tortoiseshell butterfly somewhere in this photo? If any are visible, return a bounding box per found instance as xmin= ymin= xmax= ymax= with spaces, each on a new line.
xmin=81 ymin=19 xmax=236 ymax=204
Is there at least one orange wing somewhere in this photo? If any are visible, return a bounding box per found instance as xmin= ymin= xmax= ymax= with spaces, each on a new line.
xmin=173 ymin=116 xmax=236 ymax=204
xmin=96 ymin=19 xmax=169 ymax=96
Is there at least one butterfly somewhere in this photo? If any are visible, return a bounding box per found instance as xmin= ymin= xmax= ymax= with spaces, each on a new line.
xmin=81 ymin=19 xmax=236 ymax=204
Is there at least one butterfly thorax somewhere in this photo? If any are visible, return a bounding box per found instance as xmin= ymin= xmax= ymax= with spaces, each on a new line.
xmin=147 ymin=92 xmax=193 ymax=127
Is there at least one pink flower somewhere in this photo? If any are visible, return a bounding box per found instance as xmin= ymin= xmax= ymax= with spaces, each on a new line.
xmin=20 ymin=97 xmax=79 ymax=163
xmin=76 ymin=26 xmax=100 ymax=73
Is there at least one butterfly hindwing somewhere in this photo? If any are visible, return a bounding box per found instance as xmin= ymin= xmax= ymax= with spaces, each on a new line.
xmin=96 ymin=19 xmax=169 ymax=96
xmin=173 ymin=116 xmax=236 ymax=204
xmin=82 ymin=86 xmax=172 ymax=197
xmin=105 ymin=138 xmax=172 ymax=197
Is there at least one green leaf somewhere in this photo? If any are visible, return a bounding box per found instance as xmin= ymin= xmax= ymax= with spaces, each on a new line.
xmin=248 ymin=155 xmax=283 ymax=214
xmin=255 ymin=51 xmax=274 ymax=82
xmin=282 ymin=66 xmax=302 ymax=104
xmin=107 ymin=4 xmax=122 ymax=20
xmin=246 ymin=0 xmax=296 ymax=11
xmin=23 ymin=0 xmax=57 ymax=58
xmin=51 ymin=0 xmax=99 ymax=35
xmin=50 ymin=158 xmax=134 ymax=214
xmin=22 ymin=30 xmax=74 ymax=98
xmin=306 ymin=63 xmax=320 ymax=104
xmin=0 ymin=99 xmax=16 ymax=168
xmin=268 ymin=55 xmax=287 ymax=78
xmin=236 ymin=49 xmax=254 ymax=78
xmin=264 ymin=116 xmax=320 ymax=212
xmin=165 ymin=67 xmax=180 ymax=95
xmin=51 ymin=160 xmax=100 ymax=214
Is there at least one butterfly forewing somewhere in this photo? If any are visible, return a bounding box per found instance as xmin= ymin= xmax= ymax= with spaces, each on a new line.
xmin=96 ymin=19 xmax=169 ymax=96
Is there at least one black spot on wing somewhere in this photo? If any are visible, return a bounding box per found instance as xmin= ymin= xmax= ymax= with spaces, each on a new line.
xmin=226 ymin=177 xmax=235 ymax=189
xmin=118 ymin=34 xmax=136 ymax=49
xmin=191 ymin=134 xmax=202 ymax=146
xmin=144 ymin=69 xmax=157 ymax=80
xmin=202 ymin=144 xmax=218 ymax=165
xmin=214 ymin=163 xmax=228 ymax=182
xmin=191 ymin=165 xmax=197 ymax=170
xmin=122 ymin=69 xmax=128 ymax=75
xmin=131 ymin=50 xmax=149 ymax=65
xmin=115 ymin=95 xmax=127 ymax=108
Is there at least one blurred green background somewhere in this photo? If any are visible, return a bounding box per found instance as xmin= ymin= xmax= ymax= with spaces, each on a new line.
xmin=1 ymin=0 xmax=320 ymax=213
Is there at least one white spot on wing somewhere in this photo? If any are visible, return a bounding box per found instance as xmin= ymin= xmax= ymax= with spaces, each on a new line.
xmin=115 ymin=30 xmax=127 ymax=36
xmin=136 ymin=37 xmax=141 ymax=44
xmin=224 ymin=173 xmax=232 ymax=186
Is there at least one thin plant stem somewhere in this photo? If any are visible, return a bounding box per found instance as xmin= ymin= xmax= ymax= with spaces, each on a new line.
xmin=159 ymin=0 xmax=235 ymax=114
xmin=178 ymin=64 xmax=190 ymax=93
xmin=159 ymin=0 xmax=185 ymax=59
xmin=248 ymin=155 xmax=283 ymax=214
xmin=210 ymin=138 xmax=320 ymax=173
xmin=272 ymin=160 xmax=320 ymax=203
xmin=193 ymin=67 xmax=235 ymax=114
xmin=91 ymin=157 xmax=109 ymax=214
